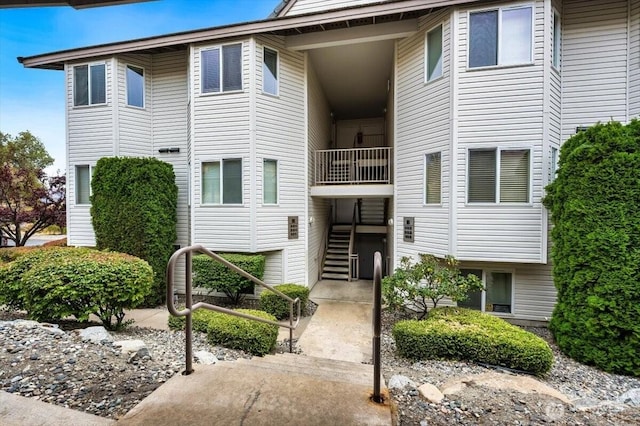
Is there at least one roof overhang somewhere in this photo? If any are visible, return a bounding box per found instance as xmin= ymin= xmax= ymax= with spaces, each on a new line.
xmin=1 ymin=0 xmax=153 ymax=9
xmin=18 ymin=0 xmax=483 ymax=70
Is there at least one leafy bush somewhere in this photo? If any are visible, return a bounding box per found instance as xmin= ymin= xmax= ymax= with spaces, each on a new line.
xmin=383 ymin=254 xmax=484 ymax=319
xmin=167 ymin=308 xmax=220 ymax=332
xmin=193 ymin=253 xmax=265 ymax=305
xmin=0 ymin=246 xmax=40 ymax=265
xmin=543 ymin=120 xmax=640 ymax=376
xmin=393 ymin=307 xmax=553 ymax=375
xmin=259 ymin=283 xmax=309 ymax=320
xmin=0 ymin=247 xmax=153 ymax=329
xmin=206 ymin=309 xmax=278 ymax=356
xmin=91 ymin=157 xmax=177 ymax=306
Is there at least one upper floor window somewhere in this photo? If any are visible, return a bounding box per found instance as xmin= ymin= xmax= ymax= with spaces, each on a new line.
xmin=201 ymin=43 xmax=242 ymax=94
xmin=263 ymin=47 xmax=278 ymax=95
xmin=468 ymin=148 xmax=530 ymax=203
xmin=263 ymin=159 xmax=278 ymax=204
xmin=469 ymin=5 xmax=533 ymax=68
xmin=424 ymin=152 xmax=441 ymax=204
xmin=552 ymin=12 xmax=561 ymax=69
xmin=202 ymin=159 xmax=242 ymax=204
xmin=74 ymin=63 xmax=106 ymax=106
xmin=426 ymin=24 xmax=443 ymax=82
xmin=75 ymin=165 xmax=91 ymax=205
xmin=126 ymin=65 xmax=144 ymax=108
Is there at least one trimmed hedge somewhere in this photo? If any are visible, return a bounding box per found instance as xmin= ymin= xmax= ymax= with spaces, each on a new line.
xmin=0 ymin=247 xmax=153 ymax=329
xmin=543 ymin=120 xmax=640 ymax=376
xmin=207 ymin=309 xmax=278 ymax=356
xmin=91 ymin=157 xmax=177 ymax=306
xmin=193 ymin=253 xmax=265 ymax=305
xmin=259 ymin=283 xmax=309 ymax=320
xmin=0 ymin=246 xmax=40 ymax=265
xmin=167 ymin=308 xmax=219 ymax=333
xmin=392 ymin=307 xmax=553 ymax=375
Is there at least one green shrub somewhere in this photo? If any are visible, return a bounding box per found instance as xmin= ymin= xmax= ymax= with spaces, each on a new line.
xmin=0 ymin=246 xmax=40 ymax=265
xmin=543 ymin=120 xmax=640 ymax=376
xmin=392 ymin=307 xmax=553 ymax=375
xmin=167 ymin=308 xmax=220 ymax=332
xmin=259 ymin=283 xmax=309 ymax=320
xmin=207 ymin=309 xmax=278 ymax=356
xmin=193 ymin=253 xmax=265 ymax=305
xmin=0 ymin=247 xmax=153 ymax=329
xmin=91 ymin=157 xmax=178 ymax=306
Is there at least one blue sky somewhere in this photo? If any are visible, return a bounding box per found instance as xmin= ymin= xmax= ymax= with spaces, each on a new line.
xmin=0 ymin=0 xmax=277 ymax=175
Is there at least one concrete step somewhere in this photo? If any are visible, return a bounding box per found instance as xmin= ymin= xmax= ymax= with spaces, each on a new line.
xmin=332 ymin=225 xmax=352 ymax=232
xmin=322 ymin=272 xmax=349 ymax=280
xmin=323 ymin=266 xmax=349 ymax=273
xmin=325 ymin=253 xmax=347 ymax=260
xmin=327 ymin=248 xmax=348 ymax=255
xmin=325 ymin=259 xmax=349 ymax=267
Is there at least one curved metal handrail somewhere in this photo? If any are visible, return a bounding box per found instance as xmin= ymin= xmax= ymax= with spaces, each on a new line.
xmin=167 ymin=244 xmax=301 ymax=374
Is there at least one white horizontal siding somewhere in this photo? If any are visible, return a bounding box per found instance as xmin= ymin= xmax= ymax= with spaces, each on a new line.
xmin=262 ymin=250 xmax=284 ymax=285
xmin=455 ymin=0 xmax=545 ymax=263
xmin=66 ymin=59 xmax=114 ymax=247
xmin=192 ymin=39 xmax=252 ymax=253
xmin=630 ymin=0 xmax=640 ymax=118
xmin=255 ymin=36 xmax=307 ymax=285
xmin=562 ymin=0 xmax=629 ymax=140
xmin=117 ymin=54 xmax=153 ymax=157
xmin=284 ymin=0 xmax=384 ymax=16
xmin=395 ymin=9 xmax=452 ymax=261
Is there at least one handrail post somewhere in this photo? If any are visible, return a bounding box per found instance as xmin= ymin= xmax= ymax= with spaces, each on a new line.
xmin=185 ymin=250 xmax=194 ymax=375
xmin=372 ymin=251 xmax=383 ymax=403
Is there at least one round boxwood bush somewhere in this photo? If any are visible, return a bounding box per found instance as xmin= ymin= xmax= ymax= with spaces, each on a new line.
xmin=392 ymin=307 xmax=553 ymax=375
xmin=543 ymin=120 xmax=640 ymax=376
xmin=259 ymin=283 xmax=309 ymax=320
xmin=207 ymin=309 xmax=278 ymax=356
xmin=168 ymin=308 xmax=220 ymax=333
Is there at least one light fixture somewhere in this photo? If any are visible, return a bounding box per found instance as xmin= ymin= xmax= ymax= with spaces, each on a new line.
xmin=158 ymin=147 xmax=180 ymax=153
xmin=308 ymin=216 xmax=314 ymax=224
xmin=387 ymin=218 xmax=393 ymax=226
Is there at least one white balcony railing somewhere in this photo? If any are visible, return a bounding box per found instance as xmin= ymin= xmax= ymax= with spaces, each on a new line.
xmin=314 ymin=147 xmax=392 ymax=185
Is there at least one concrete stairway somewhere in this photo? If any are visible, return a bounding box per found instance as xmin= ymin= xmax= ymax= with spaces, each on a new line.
xmin=321 ymin=225 xmax=351 ymax=280
xmin=118 ymin=353 xmax=391 ymax=426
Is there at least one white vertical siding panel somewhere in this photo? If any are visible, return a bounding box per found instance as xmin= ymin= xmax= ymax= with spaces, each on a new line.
xmin=254 ymin=35 xmax=308 ymax=285
xmin=66 ymin=59 xmax=114 ymax=247
xmin=192 ymin=39 xmax=252 ymax=252
xmin=118 ymin=54 xmax=153 ymax=157
xmin=630 ymin=0 xmax=640 ymax=118
xmin=395 ymin=9 xmax=452 ymax=261
xmin=455 ymin=1 xmax=545 ymax=263
xmin=562 ymin=0 xmax=629 ymax=140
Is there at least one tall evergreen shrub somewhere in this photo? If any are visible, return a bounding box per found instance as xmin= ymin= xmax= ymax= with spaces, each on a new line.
xmin=543 ymin=120 xmax=640 ymax=376
xmin=91 ymin=157 xmax=178 ymax=306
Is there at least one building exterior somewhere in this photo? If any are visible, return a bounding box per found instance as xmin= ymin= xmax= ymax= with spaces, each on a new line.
xmin=20 ymin=0 xmax=640 ymax=322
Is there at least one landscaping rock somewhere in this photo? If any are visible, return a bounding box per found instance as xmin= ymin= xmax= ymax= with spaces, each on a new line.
xmin=618 ymin=389 xmax=640 ymax=406
xmin=194 ymin=351 xmax=218 ymax=365
xmin=78 ymin=326 xmax=113 ymax=344
xmin=113 ymin=340 xmax=150 ymax=362
xmin=388 ymin=374 xmax=416 ymax=389
xmin=418 ymin=383 xmax=444 ymax=403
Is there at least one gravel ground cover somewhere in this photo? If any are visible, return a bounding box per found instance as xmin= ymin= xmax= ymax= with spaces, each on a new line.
xmin=1 ymin=309 xmax=639 ymax=424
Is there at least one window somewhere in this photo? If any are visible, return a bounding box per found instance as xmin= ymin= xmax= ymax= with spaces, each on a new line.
xmin=126 ymin=65 xmax=144 ymax=108
xmin=74 ymin=63 xmax=106 ymax=106
xmin=469 ymin=6 xmax=532 ymax=68
xmin=201 ymin=44 xmax=242 ymax=94
xmin=263 ymin=47 xmax=278 ymax=95
xmin=459 ymin=269 xmax=514 ymax=314
xmin=552 ymin=12 xmax=561 ymax=69
xmin=75 ymin=165 xmax=91 ymax=205
xmin=426 ymin=25 xmax=443 ymax=81
xmin=468 ymin=148 xmax=530 ymax=203
xmin=263 ymin=159 xmax=278 ymax=204
xmin=549 ymin=146 xmax=558 ymax=182
xmin=202 ymin=159 xmax=242 ymax=204
xmin=424 ymin=152 xmax=441 ymax=204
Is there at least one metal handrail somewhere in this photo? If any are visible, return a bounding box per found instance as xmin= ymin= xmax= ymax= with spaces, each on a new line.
xmin=348 ymin=202 xmax=357 ymax=281
xmin=317 ymin=205 xmax=333 ymax=281
xmin=167 ymin=244 xmax=301 ymax=374
xmin=372 ymin=251 xmax=383 ymax=403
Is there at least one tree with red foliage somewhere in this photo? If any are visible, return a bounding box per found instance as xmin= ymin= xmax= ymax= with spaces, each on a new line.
xmin=0 ymin=131 xmax=66 ymax=246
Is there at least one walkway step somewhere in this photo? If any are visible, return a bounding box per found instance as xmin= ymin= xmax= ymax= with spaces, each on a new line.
xmin=323 ymin=266 xmax=349 ymax=273
xmin=322 ymin=272 xmax=349 ymax=280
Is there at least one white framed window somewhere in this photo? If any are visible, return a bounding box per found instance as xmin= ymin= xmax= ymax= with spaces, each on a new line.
xmin=126 ymin=64 xmax=144 ymax=108
xmin=458 ymin=269 xmax=514 ymax=314
xmin=424 ymin=152 xmax=441 ymax=204
xmin=549 ymin=146 xmax=559 ymax=182
xmin=202 ymin=159 xmax=242 ymax=204
xmin=263 ymin=47 xmax=278 ymax=95
xmin=468 ymin=5 xmax=533 ymax=68
xmin=201 ymin=43 xmax=243 ymax=94
xmin=468 ymin=148 xmax=530 ymax=203
xmin=263 ymin=159 xmax=278 ymax=204
xmin=552 ymin=11 xmax=561 ymax=69
xmin=425 ymin=24 xmax=443 ymax=82
xmin=73 ymin=63 xmax=106 ymax=106
xmin=75 ymin=165 xmax=92 ymax=205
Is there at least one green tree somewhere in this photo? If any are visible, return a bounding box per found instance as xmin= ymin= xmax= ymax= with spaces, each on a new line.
xmin=382 ymin=254 xmax=484 ymax=319
xmin=0 ymin=131 xmax=65 ymax=246
xmin=543 ymin=120 xmax=640 ymax=376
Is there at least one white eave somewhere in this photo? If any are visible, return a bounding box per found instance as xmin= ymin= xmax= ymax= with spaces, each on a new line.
xmin=18 ymin=0 xmax=482 ymax=70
